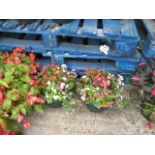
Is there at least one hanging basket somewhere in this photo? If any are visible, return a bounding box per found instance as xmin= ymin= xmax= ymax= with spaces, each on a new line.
xmin=86 ymin=104 xmax=108 ymax=113
xmin=50 ymin=100 xmax=63 ymax=108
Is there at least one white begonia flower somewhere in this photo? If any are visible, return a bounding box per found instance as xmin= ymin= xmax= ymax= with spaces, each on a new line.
xmin=96 ymin=87 xmax=100 ymax=90
xmin=45 ymin=92 xmax=49 ymax=98
xmin=62 ymin=91 xmax=66 ymax=95
xmin=61 ymin=64 xmax=67 ymax=70
xmin=107 ymin=73 xmax=114 ymax=79
xmin=107 ymin=80 xmax=110 ymax=85
xmin=118 ymin=74 xmax=124 ymax=81
xmin=63 ymin=77 xmax=67 ymax=81
xmin=81 ymin=89 xmax=85 ymax=92
xmin=53 ymin=95 xmax=60 ymax=100
xmin=70 ymin=71 xmax=77 ymax=77
xmin=47 ymin=81 xmax=51 ymax=85
xmin=82 ymin=75 xmax=87 ymax=79
xmin=60 ymin=82 xmax=65 ymax=91
xmin=81 ymin=94 xmax=86 ymax=101
xmin=65 ymin=84 xmax=69 ymax=89
xmin=109 ymin=73 xmax=114 ymax=77
xmin=85 ymin=87 xmax=90 ymax=91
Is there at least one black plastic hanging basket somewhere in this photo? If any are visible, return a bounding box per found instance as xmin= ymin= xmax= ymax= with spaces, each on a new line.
xmin=50 ymin=100 xmax=63 ymax=108
xmin=86 ymin=104 xmax=108 ymax=113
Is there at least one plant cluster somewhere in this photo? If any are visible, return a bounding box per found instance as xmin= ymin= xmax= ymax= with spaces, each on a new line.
xmin=0 ymin=48 xmax=44 ymax=134
xmin=131 ymin=60 xmax=155 ymax=121
xmin=39 ymin=63 xmax=77 ymax=111
xmin=77 ymin=68 xmax=127 ymax=109
xmin=0 ymin=47 xmax=134 ymax=135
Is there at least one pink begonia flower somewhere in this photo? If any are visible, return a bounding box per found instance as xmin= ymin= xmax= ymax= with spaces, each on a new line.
xmin=137 ymin=62 xmax=146 ymax=67
xmin=147 ymin=121 xmax=153 ymax=129
xmin=59 ymin=82 xmax=65 ymax=91
xmin=131 ymin=76 xmax=141 ymax=82
xmin=81 ymin=94 xmax=86 ymax=101
xmin=42 ymin=66 xmax=47 ymax=72
xmin=18 ymin=114 xmax=24 ymax=123
xmin=152 ymin=70 xmax=155 ymax=77
xmin=151 ymin=88 xmax=155 ymax=96
xmin=23 ymin=121 xmax=30 ymax=129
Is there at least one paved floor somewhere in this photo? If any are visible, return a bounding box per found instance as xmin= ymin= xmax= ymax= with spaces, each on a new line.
xmin=23 ymin=104 xmax=155 ymax=135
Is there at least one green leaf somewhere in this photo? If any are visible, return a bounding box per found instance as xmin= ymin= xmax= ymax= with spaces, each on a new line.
xmin=6 ymin=120 xmax=21 ymax=133
xmin=68 ymin=82 xmax=75 ymax=91
xmin=19 ymin=104 xmax=27 ymax=115
xmin=0 ymin=79 xmax=9 ymax=88
xmin=34 ymin=104 xmax=44 ymax=113
xmin=144 ymin=93 xmax=152 ymax=102
xmin=3 ymin=99 xmax=12 ymax=110
xmin=30 ymin=87 xmax=39 ymax=95
xmin=25 ymin=104 xmax=33 ymax=115
xmin=21 ymin=76 xmax=31 ymax=83
xmin=6 ymin=91 xmax=17 ymax=101
xmin=20 ymin=65 xmax=30 ymax=73
xmin=10 ymin=110 xmax=18 ymax=120
xmin=46 ymin=86 xmax=51 ymax=92
xmin=143 ymin=85 xmax=153 ymax=93
xmin=152 ymin=76 xmax=155 ymax=83
xmin=0 ymin=118 xmax=6 ymax=127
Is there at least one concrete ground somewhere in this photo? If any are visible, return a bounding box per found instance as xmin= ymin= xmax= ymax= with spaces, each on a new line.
xmin=23 ymin=104 xmax=155 ymax=135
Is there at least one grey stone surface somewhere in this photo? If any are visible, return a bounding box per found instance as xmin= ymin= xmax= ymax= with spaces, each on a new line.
xmin=23 ymin=104 xmax=155 ymax=135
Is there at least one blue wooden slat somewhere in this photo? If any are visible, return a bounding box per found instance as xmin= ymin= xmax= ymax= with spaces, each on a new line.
xmin=53 ymin=42 xmax=137 ymax=57
xmin=120 ymin=20 xmax=132 ymax=37
xmin=1 ymin=19 xmax=19 ymax=29
xmin=128 ymin=20 xmax=140 ymax=40
xmin=141 ymin=20 xmax=155 ymax=58
xmin=61 ymin=54 xmax=143 ymax=74
xmin=0 ymin=38 xmax=44 ymax=49
xmin=0 ymin=19 xmax=140 ymax=59
xmin=0 ymin=20 xmax=6 ymax=26
xmin=39 ymin=19 xmax=57 ymax=31
xmin=142 ymin=19 xmax=155 ymax=40
xmin=103 ymin=20 xmax=121 ymax=36
xmin=80 ymin=19 xmax=98 ymax=36
xmin=27 ymin=19 xmax=42 ymax=31
xmin=59 ymin=19 xmax=80 ymax=34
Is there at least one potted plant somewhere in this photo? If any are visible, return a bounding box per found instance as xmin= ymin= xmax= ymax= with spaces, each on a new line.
xmin=0 ymin=47 xmax=44 ymax=134
xmin=39 ymin=63 xmax=77 ymax=111
xmin=131 ymin=60 xmax=155 ymax=122
xmin=77 ymin=68 xmax=124 ymax=112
